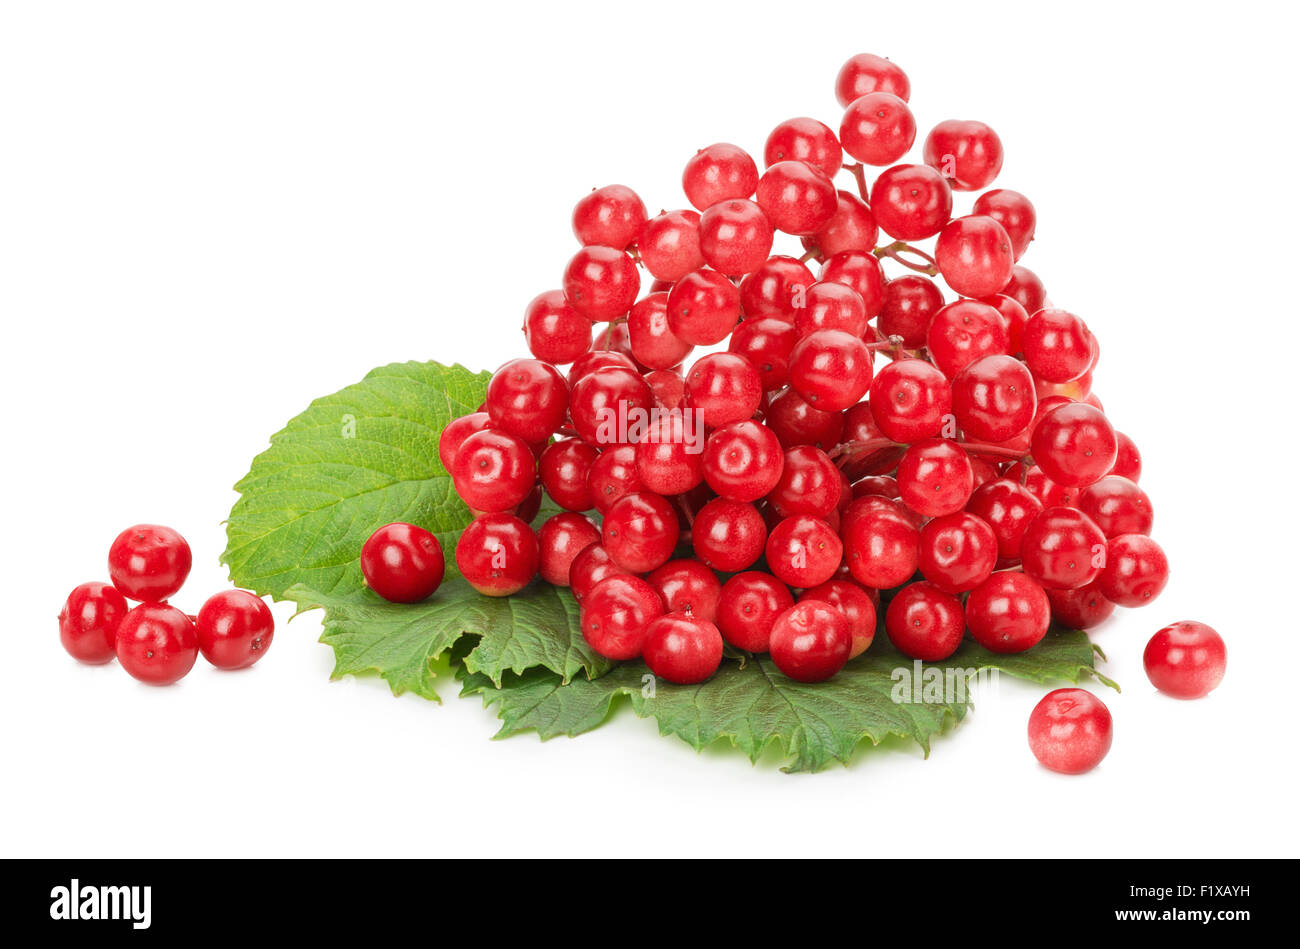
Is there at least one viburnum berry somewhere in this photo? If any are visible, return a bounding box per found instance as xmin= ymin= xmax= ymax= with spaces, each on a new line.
xmin=1020 ymin=464 xmax=1079 ymax=509
xmin=568 ymin=543 xmax=630 ymax=603
xmin=682 ymin=143 xmax=760 ymax=211
xmin=699 ymin=198 xmax=774 ymax=277
xmin=792 ymin=280 xmax=869 ymax=338
xmin=1110 ymin=431 xmax=1143 ymax=482
xmin=115 ymin=604 xmax=199 ymax=685
xmin=764 ymin=387 xmax=845 ymax=450
xmin=701 ymin=419 xmax=783 ymax=502
xmin=716 ymin=571 xmax=794 ymax=653
xmin=572 ymin=184 xmax=647 ymax=250
xmin=885 ymin=581 xmax=965 ymax=661
xmin=691 ymin=498 xmax=767 ymax=572
xmin=767 ymin=445 xmax=841 ymax=518
xmin=972 ymin=189 xmax=1036 ymax=260
xmin=1020 ymin=507 xmax=1107 ymax=590
xmin=539 ymin=438 xmax=599 ymax=511
xmin=452 ymin=429 xmax=536 ymax=513
xmin=1028 ymin=689 xmax=1113 ymax=774
xmin=764 ymin=117 xmax=843 ymax=176
xmin=602 ymin=491 xmax=680 ymax=573
xmin=569 ymin=366 xmax=653 ymax=446
xmin=739 ymin=255 xmax=815 ymax=321
xmin=935 ymin=215 xmax=1015 ymax=298
xmin=59 ymin=582 xmax=129 ymax=664
xmin=1098 ymin=533 xmax=1169 ymax=607
xmin=567 ymin=348 xmax=636 ymax=385
xmin=965 ymin=572 xmax=1050 ymax=653
xmin=645 ymin=368 xmax=686 ymax=409
xmin=635 ymin=412 xmax=706 ymax=495
xmin=819 ymin=251 xmax=885 ymax=317
xmin=108 ymin=524 xmax=193 ymax=603
xmin=835 ymin=52 xmax=910 ymax=107
xmin=840 ymin=92 xmax=916 ymax=166
xmin=196 ymin=589 xmax=275 ymax=669
xmin=485 ymin=358 xmax=569 ymax=443
xmin=627 ymin=292 xmax=692 ymax=370
xmin=769 ymin=600 xmax=852 ymax=682
xmin=878 ymin=275 xmax=944 ymax=346
xmin=587 ymin=444 xmax=643 ymax=513
xmin=537 ymin=512 xmax=601 ymax=586
xmin=638 ymin=208 xmax=705 ymax=281
xmin=868 ymin=358 xmax=952 ymax=443
xmin=1144 ymin=621 xmax=1226 ymax=699
xmin=851 ymin=474 xmax=900 ymax=500
xmin=1031 ymin=402 xmax=1118 ymax=488
xmin=1001 ymin=264 xmax=1048 ymax=318
xmin=788 ymin=328 xmax=873 ymax=412
xmin=522 ymin=290 xmax=592 ymax=365
xmin=562 ymin=245 xmax=641 ymax=321
xmin=843 ymin=497 xmax=921 ymax=589
xmin=361 ymin=522 xmax=446 ymax=603
xmin=756 ymin=160 xmax=837 ymax=236
xmin=1046 ymin=581 xmax=1116 ymax=630
xmin=869 ymin=164 xmax=953 ymax=241
xmin=918 ymin=512 xmax=998 ymax=594
xmin=965 ymin=479 xmax=1043 ymax=563
xmin=799 ymin=579 xmax=877 ymax=658
xmin=580 ymin=575 xmax=665 ymax=660
xmin=951 ymin=354 xmax=1036 ymax=442
xmin=765 ymin=515 xmax=843 ymax=588
xmin=642 ymin=613 xmax=724 ymax=684
xmin=896 ymin=438 xmax=975 ymax=517
xmin=1077 ymin=475 xmax=1153 ymax=538
xmin=438 ymin=412 xmax=491 ymax=471
xmin=979 ymin=292 xmax=1031 ymax=356
xmin=684 ymin=352 xmax=763 ymax=427
xmin=807 ymin=190 xmax=879 ymax=257
xmin=729 ymin=317 xmax=798 ymax=391
xmin=456 ymin=513 xmax=539 ymax=596
xmin=1022 ymin=308 xmax=1092 ymax=382
xmin=647 ymin=559 xmax=722 ymax=623
xmin=667 ymin=268 xmax=742 ymax=345
xmin=922 ymin=120 xmax=1004 ymax=192
xmin=926 ymin=299 xmax=1009 ymax=378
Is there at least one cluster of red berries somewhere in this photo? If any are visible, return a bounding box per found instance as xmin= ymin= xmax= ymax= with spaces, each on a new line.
xmin=361 ymin=53 xmax=1226 ymax=734
xmin=58 ymin=525 xmax=274 ymax=685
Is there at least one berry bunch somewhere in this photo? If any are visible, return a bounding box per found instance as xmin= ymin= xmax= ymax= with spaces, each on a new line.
xmin=59 ymin=525 xmax=274 ymax=684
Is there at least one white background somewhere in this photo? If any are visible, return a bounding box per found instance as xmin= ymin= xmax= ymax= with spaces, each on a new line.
xmin=2 ymin=0 xmax=1297 ymax=858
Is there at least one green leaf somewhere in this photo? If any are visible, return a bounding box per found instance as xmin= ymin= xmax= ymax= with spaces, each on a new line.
xmin=222 ymin=361 xmax=487 ymax=600
xmin=460 ymin=629 xmax=1108 ymax=773
xmin=288 ymin=577 xmax=610 ymax=702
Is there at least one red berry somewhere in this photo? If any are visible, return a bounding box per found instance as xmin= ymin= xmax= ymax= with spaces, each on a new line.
xmin=1144 ymin=621 xmax=1226 ymax=699
xmin=764 ymin=387 xmax=845 ymax=450
xmin=635 ymin=412 xmax=706 ymax=495
xmin=108 ymin=525 xmax=192 ymax=603
xmin=768 ymin=445 xmax=841 ymax=518
xmin=716 ymin=571 xmax=793 ymax=652
xmin=840 ymin=92 xmax=916 ymax=166
xmin=645 ymin=368 xmax=686 ymax=410
xmin=1020 ymin=507 xmax=1107 ymax=590
xmin=979 ymin=293 xmax=1031 ymax=355
xmin=788 ymin=328 xmax=873 ymax=412
xmin=868 ymin=358 xmax=953 ymax=443
xmin=699 ymin=199 xmax=774 ymax=277
xmin=972 ymin=189 xmax=1036 ymax=260
xmin=626 ymin=292 xmax=692 ymax=370
xmin=729 ymin=317 xmax=798 ymax=391
xmin=926 ymin=299 xmax=1009 ymax=379
xmin=456 ymin=514 xmax=539 ymax=596
xmin=1046 ymin=581 xmax=1116 ymax=629
xmin=769 ymin=600 xmax=852 ymax=682
xmin=738 ymin=255 xmax=815 ymax=321
xmin=638 ymin=209 xmax=705 ymax=282
xmin=667 ymin=268 xmax=742 ymax=345
xmin=580 ymin=575 xmax=664 ymax=660
xmin=965 ymin=479 xmax=1043 ymax=562
xmin=361 ymin=523 xmax=446 ymax=603
xmin=642 ymin=613 xmax=724 ymax=684
xmin=1077 ymin=475 xmax=1153 ymax=538
xmin=601 ymin=492 xmax=680 ymax=573
xmin=756 ymin=160 xmax=837 ymax=236
xmin=1001 ymin=264 xmax=1048 ymax=317
xmin=485 ymin=358 xmax=569 ymax=443
xmin=647 ymin=559 xmax=722 ymax=622
xmin=538 ymin=438 xmax=599 ymax=512
xmin=835 ymin=53 xmax=910 ymax=107
xmin=59 ymin=581 xmax=129 ymax=664
xmin=691 ymin=498 xmax=767 ymax=572
xmin=1022 ymin=308 xmax=1092 ymax=383
xmin=843 ymin=497 xmax=921 ymax=588
xmin=196 ymin=590 xmax=275 ymax=669
xmin=807 ymin=190 xmax=879 ymax=258
xmin=952 ymin=354 xmax=1036 ymax=442
xmin=819 ymin=251 xmax=885 ymax=316
xmin=923 ymin=120 xmax=1004 ymax=191
xmin=1031 ymin=402 xmax=1117 ymax=488
xmin=701 ymin=419 xmax=784 ymax=502
xmin=896 ymin=438 xmax=975 ymax=517
xmin=684 ymin=352 xmax=763 ymax=427
xmin=1098 ymin=534 xmax=1169 ymax=607
xmin=569 ymin=543 xmax=629 ymax=603
xmin=1109 ymin=431 xmax=1142 ymax=482
xmin=116 ymin=603 xmax=199 ymax=685
xmin=1028 ymin=689 xmax=1112 ymax=774
xmin=569 ymin=366 xmax=653 ymax=446
xmin=935 ymin=215 xmax=1014 ymax=298
xmin=965 ymin=572 xmax=1049 ymax=653
xmin=568 ymin=349 xmax=636 ymax=385
xmin=918 ymin=512 xmax=998 ymax=594
xmin=885 ymin=581 xmax=965 ymax=661
xmin=587 ymin=444 xmax=643 ymax=513
xmin=522 ymin=290 xmax=591 ymax=365
xmin=793 ymin=280 xmax=869 ymax=339
xmin=562 ymin=246 xmax=640 ymax=320
xmin=869 ymin=164 xmax=952 ymax=241
xmin=537 ymin=512 xmax=601 ymax=586
xmin=572 ymin=184 xmax=647 ymax=250
xmin=438 ymin=412 xmax=491 ymax=472
xmin=878 ymin=275 xmax=944 ymax=346
xmin=682 ymin=143 xmax=760 ymax=211
xmin=764 ymin=117 xmax=842 ymax=176
xmin=799 ymin=579 xmax=876 ymax=658
xmin=452 ymin=429 xmax=536 ymax=513
xmin=765 ymin=515 xmax=843 ymax=588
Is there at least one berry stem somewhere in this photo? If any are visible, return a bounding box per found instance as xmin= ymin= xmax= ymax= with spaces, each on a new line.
xmin=844 ymin=162 xmax=870 ymax=203
xmin=873 ymin=240 xmax=939 ymax=276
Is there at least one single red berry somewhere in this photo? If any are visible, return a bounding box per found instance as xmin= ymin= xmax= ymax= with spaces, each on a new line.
xmin=1144 ymin=621 xmax=1226 ymax=699
xmin=885 ymin=581 xmax=965 ymax=661
xmin=699 ymin=199 xmax=774 ymax=277
xmin=647 ymin=559 xmax=722 ymax=622
xmin=196 ymin=590 xmax=275 ymax=669
xmin=537 ymin=512 xmax=601 ymax=586
xmin=1046 ymin=581 xmax=1116 ymax=630
xmin=1077 ymin=475 xmax=1153 ymax=538
xmin=361 ymin=523 xmax=446 ymax=603
xmin=701 ymin=419 xmax=784 ymax=502
xmin=951 ymin=354 xmax=1036 ymax=442
xmin=667 ymin=268 xmax=742 ymax=345
xmin=799 ymin=579 xmax=876 ymax=658
xmin=1020 ymin=507 xmax=1107 ymax=590
xmin=840 ymin=92 xmax=916 ymax=166
xmin=868 ymin=358 xmax=953 ymax=443
xmin=972 ymin=189 xmax=1036 ymax=260
xmin=569 ymin=366 xmax=653 ymax=446
xmin=567 ymin=349 xmax=637 ymax=385
xmin=788 ymin=328 xmax=873 ymax=412
xmin=923 ymin=120 xmax=1004 ymax=191
xmin=438 ymin=412 xmax=491 ymax=472
xmin=691 ymin=498 xmax=767 ymax=573
xmin=645 ymin=368 xmax=686 ymax=410
xmin=522 ymin=290 xmax=592 ymax=365
xmin=108 ymin=525 xmax=193 ymax=603
xmin=602 ymin=491 xmax=680 ymax=573
xmin=926 ymin=299 xmax=1009 ymax=379
xmin=738 ymin=255 xmax=815 ymax=322
xmin=978 ymin=293 xmax=1031 ymax=356
xmin=919 ymin=512 xmax=998 ymax=594
xmin=1001 ymin=264 xmax=1048 ymax=317
xmin=965 ymin=572 xmax=1049 ymax=653
xmin=638 ymin=208 xmax=705 ymax=282
xmin=764 ymin=117 xmax=843 ymax=176
xmin=965 ymin=479 xmax=1043 ymax=563
xmin=452 ymin=429 xmax=536 ymax=513
xmin=1098 ymin=534 xmax=1169 ymax=607
xmin=634 ymin=412 xmax=706 ymax=495
xmin=793 ymin=280 xmax=869 ymax=339
xmin=580 ymin=575 xmax=664 ymax=660
xmin=807 ymin=190 xmax=879 ymax=258
xmin=538 ymin=438 xmax=599 ymax=512
xmin=1109 ymin=431 xmax=1143 ymax=482
xmin=562 ymin=245 xmax=641 ymax=320
xmin=729 ymin=317 xmax=798 ymax=391
xmin=115 ymin=603 xmax=199 ymax=685
xmin=869 ymin=164 xmax=952 ymax=241
xmin=835 ymin=52 xmax=910 ymax=107
xmin=569 ymin=543 xmax=630 ymax=603
xmin=716 ymin=571 xmax=793 ymax=653
xmin=627 ymin=292 xmax=692 ymax=370
xmin=935 ymin=214 xmax=1014 ymax=298
xmin=684 ymin=352 xmax=763 ymax=427
xmin=765 ymin=515 xmax=842 ymax=589
xmin=682 ymin=143 xmax=760 ymax=211
xmin=456 ymin=514 xmax=539 ymax=596
xmin=769 ymin=600 xmax=852 ymax=682
xmin=756 ymin=160 xmax=838 ymax=236
xmin=587 ymin=444 xmax=643 ymax=513
xmin=485 ymin=358 xmax=569 ymax=443
xmin=572 ymin=184 xmax=647 ymax=250
xmin=818 ymin=251 xmax=885 ymax=317
xmin=59 ymin=581 xmax=129 ymax=664
xmin=768 ymin=445 xmax=841 ymax=518
xmin=843 ymin=497 xmax=921 ymax=589
xmin=896 ymin=438 xmax=975 ymax=517
xmin=642 ymin=613 xmax=724 ymax=684
xmin=878 ymin=275 xmax=944 ymax=347
xmin=1031 ymin=402 xmax=1118 ymax=488
xmin=1027 ymin=688 xmax=1113 ymax=774
xmin=1023 ymin=310 xmax=1094 ymax=386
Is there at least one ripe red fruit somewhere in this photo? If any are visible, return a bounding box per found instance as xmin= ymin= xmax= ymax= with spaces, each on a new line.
xmin=768 ymin=446 xmax=841 ymax=518
xmin=980 ymin=293 xmax=1031 ymax=355
xmin=965 ymin=480 xmax=1043 ymax=562
xmin=1022 ymin=309 xmax=1092 ymax=383
xmin=1046 ymin=581 xmax=1116 ymax=630
xmin=699 ymin=198 xmax=774 ymax=277
xmin=438 ymin=412 xmax=491 ymax=472
xmin=537 ymin=512 xmax=601 ymax=587
xmin=108 ymin=524 xmax=193 ymax=603
xmin=756 ymin=160 xmax=837 ymax=236
xmin=922 ymin=120 xmax=1004 ymax=191
xmin=635 ymin=413 xmax=706 ymax=496
xmin=568 ymin=544 xmax=630 ymax=603
xmin=538 ymin=438 xmax=599 ymax=512
xmin=764 ymin=387 xmax=845 ymax=450
xmin=1020 ymin=507 xmax=1107 ymax=590
xmin=769 ymin=601 xmax=853 ymax=682
xmin=896 ymin=439 xmax=975 ymax=517
xmin=647 ymin=559 xmax=722 ymax=622
xmin=569 ymin=366 xmax=654 ymax=446
xmin=1078 ymin=475 xmax=1153 ymax=538
xmin=926 ymin=299 xmax=1009 ymax=378
xmin=1031 ymin=402 xmax=1118 ymax=488
xmin=667 ymin=268 xmax=742 ymax=345
xmin=691 ymin=498 xmax=767 ymax=572
xmin=764 ymin=117 xmax=842 ymax=176
xmin=568 ymin=349 xmax=636 ymax=385
xmin=452 ymin=429 xmax=536 ymax=513
xmin=765 ymin=515 xmax=843 ymax=589
xmin=638 ymin=209 xmax=705 ymax=282
xmin=1110 ymin=432 xmax=1143 ymax=482
xmin=793 ymin=280 xmax=869 ymax=338
xmin=951 ymin=354 xmax=1036 ymax=442
xmin=878 ymin=275 xmax=944 ymax=346
xmin=819 ymin=251 xmax=885 ymax=317
xmin=1027 ymin=688 xmax=1113 ymax=774
xmin=730 ymin=317 xmax=798 ymax=391
xmin=196 ymin=590 xmax=275 ymax=669
xmin=1144 ymin=621 xmax=1226 ymax=699
xmin=885 ymin=581 xmax=965 ymax=661
xmin=456 ymin=514 xmax=539 ymax=596
xmin=115 ymin=603 xmax=199 ymax=685
xmin=602 ymin=492 xmax=680 ymax=573
xmin=807 ymin=190 xmax=879 ymax=257
xmin=965 ymin=572 xmax=1049 ymax=653
xmin=935 ymin=215 xmax=1014 ymax=298
xmin=642 ymin=613 xmax=724 ymax=684
xmin=1098 ymin=534 xmax=1169 ymax=607
xmin=840 ymin=92 xmax=916 ymax=166
xmin=716 ymin=571 xmax=794 ymax=652
xmin=868 ymin=358 xmax=952 ymax=443
xmin=869 ymin=164 xmax=953 ymax=241
xmin=685 ymin=352 xmax=763 ymax=427
xmin=843 ymin=498 xmax=921 ymax=589
xmin=972 ymin=189 xmax=1036 ymax=260
xmin=485 ymin=358 xmax=569 ymax=443
xmin=1001 ymin=264 xmax=1048 ymax=317
xmin=701 ymin=419 xmax=784 ymax=502
xmin=59 ymin=582 xmax=129 ymax=664
xmin=645 ymin=368 xmax=686 ymax=410
xmin=788 ymin=328 xmax=873 ymax=412
xmin=739 ymin=255 xmax=815 ymax=321
xmin=627 ymin=292 xmax=692 ymax=370
xmin=682 ymin=143 xmax=759 ymax=211
xmin=361 ymin=523 xmax=446 ymax=603
xmin=522 ymin=291 xmax=591 ymax=365
xmin=918 ymin=512 xmax=998 ymax=594
xmin=799 ymin=580 xmax=876 ymax=658
xmin=572 ymin=184 xmax=646 ymax=249
xmin=562 ymin=245 xmax=640 ymax=320
xmin=835 ymin=53 xmax=910 ymax=106
xmin=581 ymin=575 xmax=665 ymax=660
